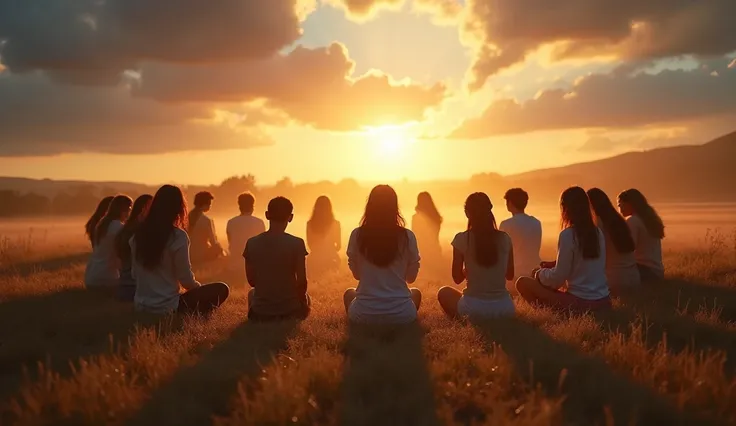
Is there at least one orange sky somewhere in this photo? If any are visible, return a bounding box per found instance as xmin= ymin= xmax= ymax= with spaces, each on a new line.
xmin=0 ymin=1 xmax=734 ymax=185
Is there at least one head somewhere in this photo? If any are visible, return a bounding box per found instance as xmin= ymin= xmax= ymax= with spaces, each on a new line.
xmin=358 ymin=185 xmax=407 ymax=267
xmin=115 ymin=194 xmax=153 ymax=261
xmin=618 ymin=189 xmax=665 ymax=239
xmin=560 ymin=186 xmax=600 ymax=259
xmin=94 ymin=195 xmax=133 ymax=245
xmin=266 ymin=197 xmax=294 ymax=226
xmin=504 ymin=188 xmax=529 ymax=214
xmin=415 ymin=191 xmax=442 ymax=225
xmin=587 ymin=188 xmax=635 ymax=254
xmin=464 ymin=192 xmax=500 ymax=267
xmin=237 ymin=192 xmax=256 ymax=215
xmin=85 ymin=196 xmax=114 ymax=241
xmin=193 ymin=191 xmax=215 ymax=212
xmin=135 ymin=185 xmax=188 ymax=269
xmin=308 ymin=195 xmax=335 ymax=235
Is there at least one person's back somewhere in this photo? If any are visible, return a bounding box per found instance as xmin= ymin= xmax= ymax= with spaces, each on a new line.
xmin=599 ymin=224 xmax=640 ymax=288
xmin=346 ymin=227 xmax=420 ymax=323
xmin=189 ymin=213 xmax=216 ymax=256
xmin=499 ymin=213 xmax=541 ymax=279
xmin=412 ymin=212 xmax=442 ymax=261
xmin=539 ymin=227 xmax=609 ymax=300
xmin=627 ymin=215 xmax=664 ymax=279
xmin=227 ymin=214 xmax=265 ymax=261
xmin=452 ymin=230 xmax=511 ymax=300
xmin=132 ymin=228 xmax=199 ymax=313
xmin=85 ymin=220 xmax=124 ymax=287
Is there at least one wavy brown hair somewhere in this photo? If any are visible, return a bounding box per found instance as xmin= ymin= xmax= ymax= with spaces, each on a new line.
xmin=357 ymin=185 xmax=408 ymax=267
xmin=587 ymin=188 xmax=635 ymax=254
xmin=618 ymin=189 xmax=665 ymax=239
xmin=464 ymin=192 xmax=502 ymax=267
xmin=135 ymin=185 xmax=188 ymax=269
xmin=115 ymin=194 xmax=153 ymax=264
xmin=85 ymin=196 xmax=113 ymax=244
xmin=308 ymin=195 xmax=336 ymax=236
xmin=94 ymin=195 xmax=133 ymax=246
xmin=560 ymin=187 xmax=600 ymax=260
xmin=415 ymin=192 xmax=443 ymax=226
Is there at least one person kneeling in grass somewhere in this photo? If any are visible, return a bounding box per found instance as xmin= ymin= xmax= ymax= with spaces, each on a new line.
xmin=245 ymin=197 xmax=310 ymax=321
xmin=438 ymin=192 xmax=516 ymax=319
xmin=132 ymin=185 xmax=229 ymax=315
xmin=344 ymin=185 xmax=422 ymax=324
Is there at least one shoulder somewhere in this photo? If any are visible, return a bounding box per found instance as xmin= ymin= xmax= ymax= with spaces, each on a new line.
xmin=171 ymin=228 xmax=190 ymax=249
xmin=404 ymin=228 xmax=417 ymax=242
xmin=349 ymin=227 xmax=361 ymax=240
xmin=201 ymin=214 xmax=214 ymax=224
xmin=451 ymin=231 xmax=468 ymax=249
xmin=499 ymin=217 xmax=512 ymax=227
xmin=559 ymin=227 xmax=575 ymax=241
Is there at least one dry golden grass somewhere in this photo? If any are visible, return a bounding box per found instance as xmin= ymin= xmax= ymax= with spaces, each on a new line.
xmin=0 ymin=232 xmax=735 ymax=425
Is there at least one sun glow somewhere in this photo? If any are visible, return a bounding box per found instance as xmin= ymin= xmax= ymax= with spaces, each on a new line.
xmin=364 ymin=124 xmax=415 ymax=158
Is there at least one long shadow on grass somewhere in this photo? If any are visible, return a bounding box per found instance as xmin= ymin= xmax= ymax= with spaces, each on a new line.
xmin=126 ymin=319 xmax=298 ymax=426
xmin=473 ymin=317 xmax=713 ymax=426
xmin=623 ymin=278 xmax=736 ymax=321
xmin=0 ymin=252 xmax=89 ymax=278
xmin=0 ymin=288 xmax=181 ymax=400
xmin=339 ymin=321 xmax=439 ymax=426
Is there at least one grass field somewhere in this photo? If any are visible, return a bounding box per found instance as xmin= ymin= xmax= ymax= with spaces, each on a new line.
xmin=0 ymin=226 xmax=735 ymax=425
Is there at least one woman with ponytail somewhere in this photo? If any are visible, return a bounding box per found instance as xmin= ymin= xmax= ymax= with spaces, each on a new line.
xmin=516 ymin=187 xmax=611 ymax=312
xmin=437 ymin=193 xmax=515 ymax=319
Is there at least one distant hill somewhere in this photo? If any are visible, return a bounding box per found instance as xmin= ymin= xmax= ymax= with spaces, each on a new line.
xmin=0 ymin=177 xmax=154 ymax=198
xmin=504 ymin=130 xmax=736 ymax=203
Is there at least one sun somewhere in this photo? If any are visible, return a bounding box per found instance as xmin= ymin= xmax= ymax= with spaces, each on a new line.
xmin=364 ymin=125 xmax=414 ymax=158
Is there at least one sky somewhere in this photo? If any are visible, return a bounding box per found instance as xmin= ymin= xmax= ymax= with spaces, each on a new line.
xmin=0 ymin=0 xmax=735 ymax=186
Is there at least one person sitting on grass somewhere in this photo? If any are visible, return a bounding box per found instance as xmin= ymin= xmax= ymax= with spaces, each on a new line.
xmin=84 ymin=196 xmax=114 ymax=247
xmin=188 ymin=191 xmax=225 ymax=265
xmin=306 ymin=195 xmax=342 ymax=279
xmin=244 ymin=197 xmax=310 ymax=321
xmin=344 ymin=185 xmax=422 ymax=324
xmin=132 ymin=185 xmax=230 ymax=315
xmin=226 ymin=192 xmax=266 ymax=276
xmin=587 ymin=188 xmax=641 ymax=292
xmin=499 ymin=188 xmax=542 ymax=287
xmin=84 ymin=195 xmax=132 ymax=289
xmin=516 ymin=186 xmax=611 ymax=312
xmin=115 ymin=194 xmax=153 ymax=302
xmin=617 ymin=188 xmax=665 ymax=282
xmin=438 ymin=192 xmax=515 ymax=319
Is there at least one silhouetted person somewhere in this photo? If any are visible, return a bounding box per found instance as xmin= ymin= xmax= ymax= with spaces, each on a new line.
xmin=618 ymin=189 xmax=666 ymax=282
xmin=306 ymin=195 xmax=341 ymax=278
xmin=245 ymin=197 xmax=310 ymax=321
xmin=438 ymin=193 xmax=515 ymax=319
xmin=587 ymin=188 xmax=640 ymax=292
xmin=411 ymin=191 xmax=443 ymax=272
xmin=516 ymin=187 xmax=611 ymax=312
xmin=115 ymin=194 xmax=153 ymax=302
xmin=85 ymin=196 xmax=114 ymax=247
xmin=189 ymin=191 xmax=224 ymax=265
xmin=84 ymin=195 xmax=132 ymax=288
xmin=499 ymin=188 xmax=541 ymax=286
xmin=344 ymin=185 xmax=421 ymax=324
xmin=226 ymin=192 xmax=265 ymax=276
xmin=131 ymin=185 xmax=229 ymax=314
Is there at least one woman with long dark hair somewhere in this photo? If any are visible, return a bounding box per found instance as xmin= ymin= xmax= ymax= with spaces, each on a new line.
xmin=306 ymin=195 xmax=341 ymax=278
xmin=437 ymin=193 xmax=515 ymax=319
xmin=115 ymin=194 xmax=153 ymax=302
xmin=618 ymin=189 xmax=665 ymax=281
xmin=131 ymin=185 xmax=229 ymax=314
xmin=411 ymin=192 xmax=443 ymax=272
xmin=84 ymin=195 xmax=132 ymax=288
xmin=344 ymin=185 xmax=421 ymax=324
xmin=85 ymin=196 xmax=114 ymax=246
xmin=587 ymin=188 xmax=640 ymax=291
xmin=516 ymin=187 xmax=611 ymax=311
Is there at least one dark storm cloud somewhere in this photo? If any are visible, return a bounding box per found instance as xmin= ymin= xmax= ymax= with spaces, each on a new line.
xmin=450 ymin=59 xmax=736 ymax=138
xmin=465 ymin=0 xmax=736 ymax=90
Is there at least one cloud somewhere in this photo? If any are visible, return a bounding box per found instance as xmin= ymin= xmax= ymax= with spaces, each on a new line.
xmin=450 ymin=59 xmax=736 ymax=139
xmin=464 ymin=0 xmax=736 ymax=90
xmin=134 ymin=43 xmax=447 ymax=131
xmin=0 ymin=73 xmax=279 ymax=156
xmin=0 ymin=0 xmax=304 ymax=80
xmin=325 ymin=0 xmax=405 ymax=20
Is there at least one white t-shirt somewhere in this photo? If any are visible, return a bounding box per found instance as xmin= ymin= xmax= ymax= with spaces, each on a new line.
xmin=84 ymin=220 xmax=124 ymax=288
xmin=626 ymin=215 xmax=665 ymax=277
xmin=538 ymin=227 xmax=609 ymax=300
xmin=226 ymin=214 xmax=265 ymax=258
xmin=346 ymin=228 xmax=420 ymax=324
xmin=500 ymin=213 xmax=542 ymax=280
xmin=131 ymin=228 xmax=201 ymax=314
xmin=451 ymin=230 xmax=512 ymax=300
